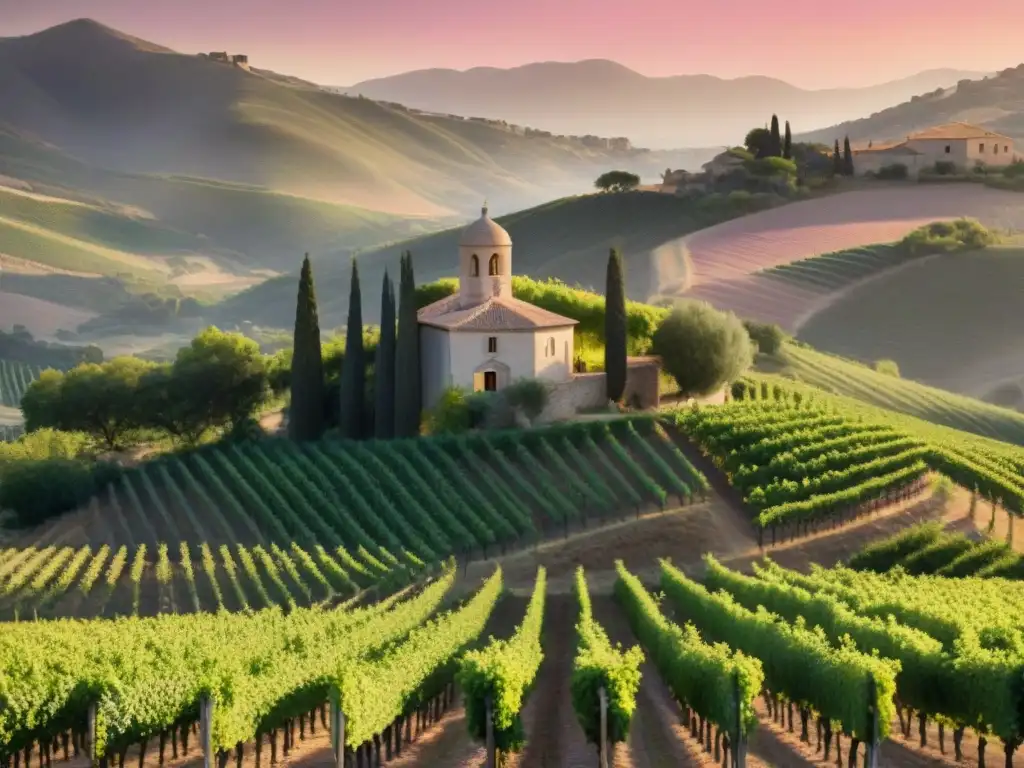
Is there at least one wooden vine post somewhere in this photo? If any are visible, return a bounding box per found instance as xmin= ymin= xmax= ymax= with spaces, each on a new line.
xmin=484 ymin=694 xmax=496 ymax=768
xmin=864 ymin=675 xmax=880 ymax=768
xmin=199 ymin=695 xmax=213 ymax=768
xmin=87 ymin=703 xmax=97 ymax=767
xmin=330 ymin=689 xmax=346 ymax=768
xmin=732 ymin=673 xmax=747 ymax=768
xmin=598 ymin=686 xmax=608 ymax=768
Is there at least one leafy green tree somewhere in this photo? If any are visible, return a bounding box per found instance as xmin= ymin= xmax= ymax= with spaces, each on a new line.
xmin=374 ymin=270 xmax=396 ymax=439
xmin=783 ymin=121 xmax=792 ymax=160
xmin=424 ymin=387 xmax=471 ymax=435
xmin=594 ymin=170 xmax=641 ymax=192
xmin=832 ymin=139 xmax=843 ymax=176
xmin=744 ymin=127 xmax=774 ymax=159
xmin=135 ymin=365 xmax=210 ymax=446
xmin=289 ymin=254 xmax=326 ymax=441
xmin=843 ymin=135 xmax=855 ymax=176
xmin=172 ymin=327 xmax=269 ymax=435
xmin=652 ymin=301 xmax=753 ymax=397
xmin=338 ymin=259 xmax=366 ymax=439
xmin=770 ymin=114 xmax=782 ymax=156
xmin=604 ymin=248 xmax=627 ymax=402
xmin=394 ymin=251 xmax=422 ymax=437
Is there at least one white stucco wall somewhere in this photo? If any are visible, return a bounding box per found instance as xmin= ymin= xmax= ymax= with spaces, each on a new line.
xmin=532 ymin=326 xmax=575 ymax=383
xmin=965 ymin=136 xmax=1016 ymax=166
xmin=420 ymin=326 xmax=451 ymax=410
xmin=905 ymin=138 xmax=969 ymax=166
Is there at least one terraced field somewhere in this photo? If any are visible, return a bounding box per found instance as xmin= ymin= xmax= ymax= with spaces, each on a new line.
xmin=666 ymin=185 xmax=1024 ymax=329
xmin=0 ymin=419 xmax=707 ymax=619
xmin=763 ymin=342 xmax=1024 ymax=446
xmin=796 ymin=246 xmax=1024 ymax=397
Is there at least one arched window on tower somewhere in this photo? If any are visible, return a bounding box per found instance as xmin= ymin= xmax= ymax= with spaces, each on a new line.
xmin=470 ymin=254 xmax=479 ymax=277
xmin=488 ymin=254 xmax=499 ymax=276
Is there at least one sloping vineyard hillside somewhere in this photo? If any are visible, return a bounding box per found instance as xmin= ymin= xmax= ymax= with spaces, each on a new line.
xmin=671 ymin=390 xmax=1024 ymax=544
xmin=0 ymin=418 xmax=707 ymax=619
xmin=0 ymin=358 xmax=42 ymax=407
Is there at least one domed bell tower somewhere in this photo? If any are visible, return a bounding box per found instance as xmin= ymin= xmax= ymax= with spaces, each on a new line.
xmin=458 ymin=204 xmax=513 ymax=308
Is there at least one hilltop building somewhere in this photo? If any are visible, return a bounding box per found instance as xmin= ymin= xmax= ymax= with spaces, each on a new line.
xmin=417 ymin=206 xmax=662 ymax=419
xmin=853 ymin=122 xmax=1017 ymax=177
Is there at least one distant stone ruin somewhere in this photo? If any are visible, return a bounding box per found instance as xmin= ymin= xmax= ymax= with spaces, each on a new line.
xmin=199 ymin=51 xmax=250 ymax=71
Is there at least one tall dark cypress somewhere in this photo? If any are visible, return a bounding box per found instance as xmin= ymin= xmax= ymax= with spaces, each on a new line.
xmin=394 ymin=251 xmax=422 ymax=437
xmin=783 ymin=121 xmax=793 ymax=160
xmin=338 ymin=259 xmax=365 ymax=439
xmin=374 ymin=270 xmax=396 ymax=439
xmin=604 ymin=248 xmax=627 ymax=402
xmin=770 ymin=114 xmax=782 ymax=157
xmin=288 ymin=254 xmax=325 ymax=441
xmin=832 ymin=139 xmax=843 ymax=176
xmin=842 ymin=136 xmax=855 ymax=176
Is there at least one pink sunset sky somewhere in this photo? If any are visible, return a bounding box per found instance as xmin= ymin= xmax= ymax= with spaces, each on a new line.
xmin=5 ymin=0 xmax=1024 ymax=88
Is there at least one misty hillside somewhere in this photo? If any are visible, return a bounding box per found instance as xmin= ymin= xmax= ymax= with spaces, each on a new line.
xmin=0 ymin=19 xmax=684 ymax=219
xmin=798 ymin=64 xmax=1024 ymax=144
xmin=344 ymin=60 xmax=989 ymax=149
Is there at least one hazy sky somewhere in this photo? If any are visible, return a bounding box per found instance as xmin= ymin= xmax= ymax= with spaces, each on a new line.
xmin=5 ymin=0 xmax=1023 ymax=88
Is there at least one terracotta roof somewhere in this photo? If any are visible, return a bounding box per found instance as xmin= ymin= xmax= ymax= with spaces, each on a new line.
xmin=418 ymin=293 xmax=578 ymax=331
xmin=906 ymin=122 xmax=1011 ymax=141
xmin=852 ymin=141 xmax=920 ymax=155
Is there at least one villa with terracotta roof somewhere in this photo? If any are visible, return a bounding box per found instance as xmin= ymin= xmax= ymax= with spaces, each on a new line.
xmin=853 ymin=122 xmax=1017 ymax=177
xmin=418 ymin=205 xmax=579 ymax=408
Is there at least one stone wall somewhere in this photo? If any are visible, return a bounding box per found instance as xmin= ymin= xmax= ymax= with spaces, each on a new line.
xmin=538 ymin=356 xmax=662 ymax=422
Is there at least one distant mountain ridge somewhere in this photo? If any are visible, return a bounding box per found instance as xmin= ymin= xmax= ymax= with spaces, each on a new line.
xmin=0 ymin=19 xmax=687 ymax=221
xmin=797 ymin=63 xmax=1024 ymax=145
xmin=342 ymin=60 xmax=991 ymax=148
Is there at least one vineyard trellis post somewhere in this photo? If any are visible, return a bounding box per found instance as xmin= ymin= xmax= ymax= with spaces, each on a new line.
xmin=732 ymin=672 xmax=746 ymax=768
xmin=199 ymin=694 xmax=213 ymax=768
xmin=598 ymin=685 xmax=608 ymax=768
xmin=485 ymin=694 xmax=495 ymax=768
xmin=864 ymin=674 xmax=879 ymax=768
xmin=330 ymin=689 xmax=346 ymax=768
xmin=87 ymin=703 xmax=97 ymax=767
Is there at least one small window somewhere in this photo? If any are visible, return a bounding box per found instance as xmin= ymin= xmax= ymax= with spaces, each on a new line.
xmin=547 ymin=337 xmax=555 ymax=357
xmin=488 ymin=254 xmax=499 ymax=276
xmin=487 ymin=336 xmax=497 ymax=354
xmin=979 ymin=143 xmax=985 ymax=153
xmin=995 ymin=144 xmax=1000 ymax=155
xmin=944 ymin=145 xmax=951 ymax=154
xmin=470 ymin=254 xmax=479 ymax=277
xmin=1006 ymin=145 xmax=1010 ymax=153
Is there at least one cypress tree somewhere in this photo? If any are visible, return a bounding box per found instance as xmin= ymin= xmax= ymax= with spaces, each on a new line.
xmin=832 ymin=139 xmax=843 ymax=176
xmin=338 ymin=258 xmax=365 ymax=439
xmin=783 ymin=121 xmax=792 ymax=160
xmin=604 ymin=248 xmax=627 ymax=402
xmin=843 ymin=135 xmax=855 ymax=176
xmin=770 ymin=114 xmax=782 ymax=156
xmin=288 ymin=254 xmax=325 ymax=441
xmin=394 ymin=251 xmax=422 ymax=437
xmin=374 ymin=270 xmax=396 ymax=439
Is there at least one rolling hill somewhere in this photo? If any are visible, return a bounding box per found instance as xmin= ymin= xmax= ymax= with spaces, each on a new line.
xmin=344 ymin=60 xmax=987 ymax=149
xmin=0 ymin=19 xmax=682 ymax=219
xmin=799 ymin=63 xmax=1024 ymax=145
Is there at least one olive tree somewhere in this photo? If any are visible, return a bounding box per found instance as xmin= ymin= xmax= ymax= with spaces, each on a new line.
xmin=652 ymin=301 xmax=753 ymax=397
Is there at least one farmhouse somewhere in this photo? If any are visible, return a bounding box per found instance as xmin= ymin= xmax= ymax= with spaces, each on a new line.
xmin=417 ymin=205 xmax=662 ymax=417
xmin=854 ymin=122 xmax=1017 ymax=177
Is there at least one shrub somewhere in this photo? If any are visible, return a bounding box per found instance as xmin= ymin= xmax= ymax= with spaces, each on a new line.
xmin=873 ymin=359 xmax=900 ymax=377
xmin=933 ymin=161 xmax=958 ymax=175
xmin=899 ymin=218 xmax=994 ymax=256
xmin=0 ymin=457 xmax=123 ymax=528
xmin=744 ymin=156 xmax=798 ymax=177
xmin=876 ymin=163 xmax=909 ymax=180
xmin=652 ymin=301 xmax=753 ymax=397
xmin=502 ymin=379 xmax=550 ymax=424
xmin=743 ymin=320 xmax=785 ymax=355
xmin=424 ymin=387 xmax=472 ymax=435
